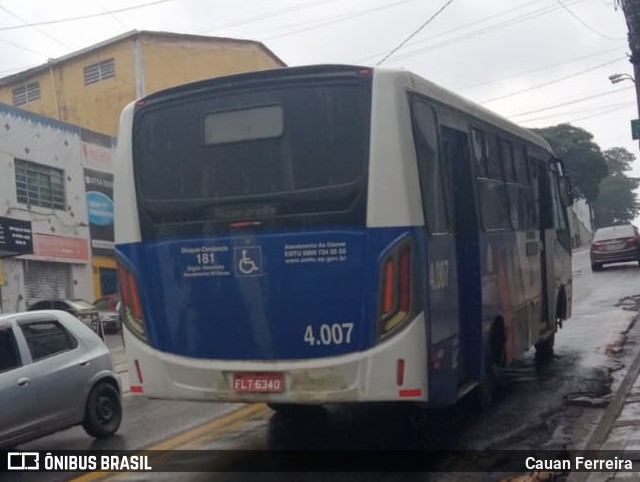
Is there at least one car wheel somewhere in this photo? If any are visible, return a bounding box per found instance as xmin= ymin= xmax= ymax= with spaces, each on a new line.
xmin=83 ymin=381 xmax=122 ymax=439
xmin=591 ymin=263 xmax=602 ymax=271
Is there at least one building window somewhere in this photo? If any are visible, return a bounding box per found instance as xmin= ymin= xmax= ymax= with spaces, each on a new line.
xmin=84 ymin=58 xmax=115 ymax=85
xmin=14 ymin=159 xmax=65 ymax=210
xmin=12 ymin=82 xmax=40 ymax=106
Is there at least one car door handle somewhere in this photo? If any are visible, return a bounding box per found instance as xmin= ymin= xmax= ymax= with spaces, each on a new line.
xmin=18 ymin=377 xmax=30 ymax=387
xmin=79 ymin=360 xmax=90 ymax=367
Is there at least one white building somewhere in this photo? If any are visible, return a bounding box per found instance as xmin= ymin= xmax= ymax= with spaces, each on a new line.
xmin=0 ymin=103 xmax=115 ymax=313
xmin=569 ymin=198 xmax=593 ymax=248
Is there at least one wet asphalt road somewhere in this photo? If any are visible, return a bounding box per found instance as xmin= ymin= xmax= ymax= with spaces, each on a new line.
xmin=8 ymin=248 xmax=640 ymax=482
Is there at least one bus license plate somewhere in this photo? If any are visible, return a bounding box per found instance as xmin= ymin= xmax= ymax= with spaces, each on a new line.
xmin=233 ymin=373 xmax=284 ymax=393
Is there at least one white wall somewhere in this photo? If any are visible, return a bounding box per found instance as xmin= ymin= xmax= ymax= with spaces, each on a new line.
xmin=0 ymin=103 xmax=98 ymax=311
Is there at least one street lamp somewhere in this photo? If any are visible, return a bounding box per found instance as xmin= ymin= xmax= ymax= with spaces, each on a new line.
xmin=609 ymin=72 xmax=640 ymax=149
xmin=609 ymin=73 xmax=636 ymax=84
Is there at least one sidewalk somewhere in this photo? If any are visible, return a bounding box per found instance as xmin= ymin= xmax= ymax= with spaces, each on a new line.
xmin=568 ymin=314 xmax=640 ymax=482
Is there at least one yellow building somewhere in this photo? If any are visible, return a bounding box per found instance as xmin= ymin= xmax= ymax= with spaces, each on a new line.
xmin=0 ymin=30 xmax=286 ymax=137
xmin=0 ymin=30 xmax=285 ymax=299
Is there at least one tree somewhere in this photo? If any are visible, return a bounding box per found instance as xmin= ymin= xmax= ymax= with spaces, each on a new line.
xmin=594 ymin=147 xmax=640 ymax=227
xmin=603 ymin=147 xmax=635 ymax=176
xmin=532 ymin=124 xmax=608 ymax=205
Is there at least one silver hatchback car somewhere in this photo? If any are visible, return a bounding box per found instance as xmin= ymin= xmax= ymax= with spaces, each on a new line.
xmin=0 ymin=310 xmax=122 ymax=448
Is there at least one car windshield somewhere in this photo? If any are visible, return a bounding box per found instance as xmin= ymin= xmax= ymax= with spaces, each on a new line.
xmin=594 ymin=225 xmax=635 ymax=241
xmin=93 ymin=298 xmax=112 ymax=310
xmin=69 ymin=300 xmax=96 ymax=311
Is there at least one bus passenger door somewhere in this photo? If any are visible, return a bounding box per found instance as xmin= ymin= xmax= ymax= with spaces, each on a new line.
xmin=440 ymin=125 xmax=482 ymax=387
xmin=535 ymin=159 xmax=571 ymax=332
xmin=410 ymin=97 xmax=463 ymax=405
xmin=531 ymin=159 xmax=550 ymax=330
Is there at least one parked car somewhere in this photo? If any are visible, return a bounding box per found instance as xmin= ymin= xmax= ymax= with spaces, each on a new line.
xmin=590 ymin=224 xmax=640 ymax=271
xmin=0 ymin=310 xmax=122 ymax=448
xmin=27 ymin=299 xmax=101 ymax=333
xmin=93 ymin=294 xmax=121 ymax=333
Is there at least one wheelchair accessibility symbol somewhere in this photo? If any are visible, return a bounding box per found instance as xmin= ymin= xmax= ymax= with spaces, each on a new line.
xmin=234 ymin=247 xmax=262 ymax=277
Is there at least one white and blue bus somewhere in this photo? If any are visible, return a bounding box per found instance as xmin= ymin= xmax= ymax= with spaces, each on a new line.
xmin=115 ymin=65 xmax=572 ymax=408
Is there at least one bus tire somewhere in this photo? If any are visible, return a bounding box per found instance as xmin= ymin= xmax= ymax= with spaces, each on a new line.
xmin=535 ymin=332 xmax=555 ymax=365
xmin=267 ymin=403 xmax=313 ymax=414
xmin=475 ymin=350 xmax=498 ymax=411
xmin=475 ymin=322 xmax=505 ymax=411
xmin=82 ymin=381 xmax=122 ymax=439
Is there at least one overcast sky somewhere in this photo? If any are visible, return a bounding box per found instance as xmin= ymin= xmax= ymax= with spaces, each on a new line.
xmin=0 ymin=0 xmax=635 ymax=176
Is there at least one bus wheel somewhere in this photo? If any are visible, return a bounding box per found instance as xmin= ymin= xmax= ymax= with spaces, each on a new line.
xmin=267 ymin=403 xmax=320 ymax=414
xmin=475 ymin=322 xmax=505 ymax=411
xmin=535 ymin=333 xmax=555 ymax=365
xmin=475 ymin=353 xmax=497 ymax=411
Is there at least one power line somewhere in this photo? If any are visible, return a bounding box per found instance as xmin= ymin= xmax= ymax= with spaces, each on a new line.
xmin=0 ymin=35 xmax=48 ymax=58
xmin=507 ymin=85 xmax=633 ymax=118
xmin=0 ymin=0 xmax=175 ymax=31
xmin=524 ymin=103 xmax=634 ymax=126
xmin=376 ymin=0 xmax=455 ymax=65
xmin=199 ymin=0 xmax=340 ymax=34
xmin=555 ymin=0 xmax=623 ymax=41
xmin=454 ymin=47 xmax=623 ymax=91
xmin=480 ymin=56 xmax=627 ymax=104
xmin=379 ymin=0 xmax=592 ymax=64
xmin=0 ymin=5 xmax=72 ymax=51
xmin=518 ymin=100 xmax=633 ymax=123
xmin=355 ymin=0 xmax=585 ymax=64
xmin=263 ymin=0 xmax=420 ymax=42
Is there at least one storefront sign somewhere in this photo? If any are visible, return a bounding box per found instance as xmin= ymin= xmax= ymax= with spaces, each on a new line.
xmin=32 ymin=233 xmax=89 ymax=262
xmin=0 ymin=216 xmax=33 ymax=258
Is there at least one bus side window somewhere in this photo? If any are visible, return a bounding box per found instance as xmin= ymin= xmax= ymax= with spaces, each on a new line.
xmin=550 ymin=169 xmax=571 ymax=250
xmin=499 ymin=139 xmax=515 ymax=182
xmin=410 ymin=97 xmax=449 ymax=234
xmin=486 ymin=135 xmax=502 ymax=180
xmin=472 ymin=128 xmax=488 ymax=178
xmin=513 ymin=145 xmax=529 ymax=184
xmin=521 ymin=153 xmax=538 ymax=230
xmin=474 ymin=129 xmax=510 ymax=231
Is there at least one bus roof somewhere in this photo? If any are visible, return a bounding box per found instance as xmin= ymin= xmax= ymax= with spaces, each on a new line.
xmin=138 ymin=64 xmax=553 ymax=154
xmin=401 ymin=69 xmax=554 ymax=153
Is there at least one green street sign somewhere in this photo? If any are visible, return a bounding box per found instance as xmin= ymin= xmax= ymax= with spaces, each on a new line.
xmin=632 ymin=119 xmax=640 ymax=140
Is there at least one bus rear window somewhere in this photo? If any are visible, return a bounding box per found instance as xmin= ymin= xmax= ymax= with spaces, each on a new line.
xmin=133 ymin=79 xmax=371 ymax=236
xmin=203 ymin=104 xmax=283 ymax=145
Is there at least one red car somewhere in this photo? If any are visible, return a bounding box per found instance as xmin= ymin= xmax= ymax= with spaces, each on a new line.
xmin=590 ymin=224 xmax=640 ymax=271
xmin=93 ymin=294 xmax=119 ymax=311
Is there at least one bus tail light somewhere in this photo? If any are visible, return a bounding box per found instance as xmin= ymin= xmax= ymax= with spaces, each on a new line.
xmin=378 ymin=239 xmax=414 ymax=339
xmin=117 ymin=259 xmax=148 ymax=342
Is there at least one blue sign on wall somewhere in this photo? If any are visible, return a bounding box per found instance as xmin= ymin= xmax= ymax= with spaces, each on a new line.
xmin=86 ymin=191 xmax=114 ymax=226
xmin=84 ymin=168 xmax=114 ymax=256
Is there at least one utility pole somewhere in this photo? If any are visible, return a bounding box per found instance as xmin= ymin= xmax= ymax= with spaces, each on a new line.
xmin=617 ymin=0 xmax=640 ymax=149
xmin=612 ymin=0 xmax=640 ymax=148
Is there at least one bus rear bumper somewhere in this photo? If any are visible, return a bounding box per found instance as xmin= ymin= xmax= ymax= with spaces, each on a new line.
xmin=124 ymin=314 xmax=428 ymax=403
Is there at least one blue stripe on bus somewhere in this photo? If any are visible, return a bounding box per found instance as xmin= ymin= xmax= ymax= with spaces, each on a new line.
xmin=116 ymin=226 xmax=429 ymax=360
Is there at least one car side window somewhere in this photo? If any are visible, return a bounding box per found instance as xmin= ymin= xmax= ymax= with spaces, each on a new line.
xmin=20 ymin=321 xmax=78 ymax=361
xmin=0 ymin=328 xmax=21 ymax=373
